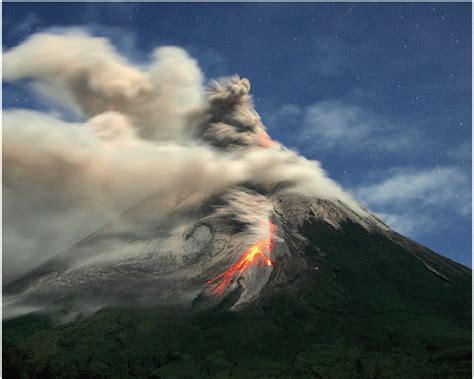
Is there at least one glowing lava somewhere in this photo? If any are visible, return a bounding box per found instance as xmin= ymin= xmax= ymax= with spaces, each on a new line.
xmin=206 ymin=221 xmax=276 ymax=297
xmin=259 ymin=130 xmax=278 ymax=148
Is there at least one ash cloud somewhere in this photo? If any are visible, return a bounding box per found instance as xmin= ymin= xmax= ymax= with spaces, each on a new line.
xmin=3 ymin=29 xmax=364 ymax=282
xmin=3 ymin=30 xmax=204 ymax=141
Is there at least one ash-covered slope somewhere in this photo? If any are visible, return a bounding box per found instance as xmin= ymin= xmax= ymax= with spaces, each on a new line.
xmin=3 ymin=192 xmax=471 ymax=378
xmin=4 ymin=183 xmax=468 ymax=318
xmin=1 ymin=189 xmax=381 ymax=314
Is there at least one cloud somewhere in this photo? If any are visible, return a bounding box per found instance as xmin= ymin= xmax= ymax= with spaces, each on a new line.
xmin=447 ymin=141 xmax=471 ymax=163
xmin=3 ymin=29 xmax=366 ymax=281
xmin=355 ymin=167 xmax=470 ymax=213
xmin=353 ymin=166 xmax=471 ymax=237
xmin=269 ymin=100 xmax=423 ymax=155
xmin=374 ymin=212 xmax=435 ymax=237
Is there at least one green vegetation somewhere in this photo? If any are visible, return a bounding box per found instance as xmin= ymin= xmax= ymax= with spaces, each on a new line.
xmin=3 ymin=220 xmax=471 ymax=378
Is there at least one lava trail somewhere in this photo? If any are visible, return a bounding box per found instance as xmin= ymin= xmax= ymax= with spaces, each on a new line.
xmin=206 ymin=221 xmax=275 ymax=296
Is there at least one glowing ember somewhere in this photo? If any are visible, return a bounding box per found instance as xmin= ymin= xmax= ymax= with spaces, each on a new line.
xmin=259 ymin=130 xmax=278 ymax=148
xmin=206 ymin=221 xmax=276 ymax=296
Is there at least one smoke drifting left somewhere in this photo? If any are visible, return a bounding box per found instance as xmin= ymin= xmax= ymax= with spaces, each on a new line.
xmin=3 ymin=29 xmax=362 ymax=283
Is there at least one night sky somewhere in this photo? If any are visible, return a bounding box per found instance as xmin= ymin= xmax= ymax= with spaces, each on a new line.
xmin=3 ymin=3 xmax=471 ymax=266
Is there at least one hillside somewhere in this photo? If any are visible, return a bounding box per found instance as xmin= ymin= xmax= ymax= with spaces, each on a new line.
xmin=3 ymin=201 xmax=471 ymax=378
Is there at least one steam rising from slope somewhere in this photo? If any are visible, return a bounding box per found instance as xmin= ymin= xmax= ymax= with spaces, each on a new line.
xmin=3 ymin=30 xmax=364 ymax=281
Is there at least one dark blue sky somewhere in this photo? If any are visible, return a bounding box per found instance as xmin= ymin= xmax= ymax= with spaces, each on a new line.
xmin=3 ymin=2 xmax=471 ymax=266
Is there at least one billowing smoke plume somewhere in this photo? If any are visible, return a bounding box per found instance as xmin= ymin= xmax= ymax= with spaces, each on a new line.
xmin=3 ymin=30 xmax=204 ymax=140
xmin=3 ymin=29 xmax=364 ymax=282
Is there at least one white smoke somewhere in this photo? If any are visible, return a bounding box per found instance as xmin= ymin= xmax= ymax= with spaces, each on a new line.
xmin=3 ymin=29 xmax=365 ymax=282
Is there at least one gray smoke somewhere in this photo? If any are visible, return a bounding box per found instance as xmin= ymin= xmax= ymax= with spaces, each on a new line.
xmin=3 ymin=29 xmax=365 ymax=282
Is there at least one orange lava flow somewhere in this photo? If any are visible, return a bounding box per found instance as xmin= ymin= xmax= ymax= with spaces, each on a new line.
xmin=206 ymin=221 xmax=276 ymax=297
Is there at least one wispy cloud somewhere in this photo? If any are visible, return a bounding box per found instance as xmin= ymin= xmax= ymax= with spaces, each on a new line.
xmin=269 ymin=100 xmax=425 ymax=155
xmin=353 ymin=166 xmax=471 ymax=237
xmin=375 ymin=212 xmax=436 ymax=237
xmin=447 ymin=141 xmax=471 ymax=163
xmin=355 ymin=167 xmax=470 ymax=214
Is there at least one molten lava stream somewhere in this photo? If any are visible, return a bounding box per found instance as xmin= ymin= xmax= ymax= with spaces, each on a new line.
xmin=206 ymin=221 xmax=275 ymax=296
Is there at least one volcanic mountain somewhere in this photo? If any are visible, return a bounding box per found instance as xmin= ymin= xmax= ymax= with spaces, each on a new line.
xmin=3 ymin=77 xmax=471 ymax=378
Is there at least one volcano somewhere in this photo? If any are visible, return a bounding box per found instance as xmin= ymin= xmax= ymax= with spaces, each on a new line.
xmin=3 ymin=77 xmax=471 ymax=378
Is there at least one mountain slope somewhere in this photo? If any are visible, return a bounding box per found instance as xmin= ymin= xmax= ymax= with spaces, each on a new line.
xmin=3 ymin=196 xmax=471 ymax=378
